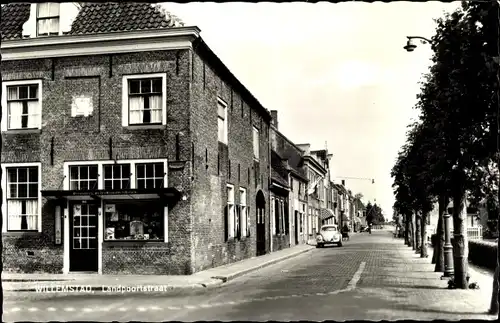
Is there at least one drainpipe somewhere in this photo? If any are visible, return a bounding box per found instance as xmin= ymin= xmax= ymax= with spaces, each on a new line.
xmin=268 ymin=124 xmax=273 ymax=254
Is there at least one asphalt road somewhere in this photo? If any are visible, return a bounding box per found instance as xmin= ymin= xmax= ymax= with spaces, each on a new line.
xmin=3 ymin=231 xmax=496 ymax=321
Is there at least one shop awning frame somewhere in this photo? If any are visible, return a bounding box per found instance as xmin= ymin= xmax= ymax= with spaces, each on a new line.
xmin=41 ymin=187 xmax=182 ymax=206
xmin=319 ymin=208 xmax=335 ymax=221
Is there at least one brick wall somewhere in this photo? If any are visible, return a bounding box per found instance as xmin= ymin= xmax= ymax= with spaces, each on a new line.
xmin=1 ymin=50 xmax=194 ymax=274
xmin=189 ymin=50 xmax=271 ymax=272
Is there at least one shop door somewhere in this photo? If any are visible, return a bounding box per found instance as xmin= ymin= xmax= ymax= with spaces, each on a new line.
xmin=256 ymin=190 xmax=266 ymax=256
xmin=69 ymin=201 xmax=98 ymax=272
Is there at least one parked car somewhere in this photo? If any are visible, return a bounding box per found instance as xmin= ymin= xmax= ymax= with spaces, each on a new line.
xmin=316 ymin=224 xmax=343 ymax=248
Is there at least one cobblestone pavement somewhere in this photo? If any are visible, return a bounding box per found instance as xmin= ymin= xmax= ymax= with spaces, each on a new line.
xmin=3 ymin=230 xmax=497 ymax=322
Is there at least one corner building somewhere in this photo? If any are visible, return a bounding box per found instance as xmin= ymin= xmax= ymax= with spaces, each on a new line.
xmin=1 ymin=2 xmax=271 ymax=275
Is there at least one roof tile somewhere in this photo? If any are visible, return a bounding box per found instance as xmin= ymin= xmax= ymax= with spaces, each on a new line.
xmin=1 ymin=2 xmax=185 ymax=41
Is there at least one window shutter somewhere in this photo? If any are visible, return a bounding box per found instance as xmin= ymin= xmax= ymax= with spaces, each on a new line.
xmin=285 ymin=202 xmax=289 ymax=235
xmin=224 ymin=205 xmax=229 ymax=242
xmin=275 ymin=199 xmax=280 ymax=235
xmin=236 ymin=205 xmax=241 ymax=239
xmin=246 ymin=207 xmax=251 ymax=237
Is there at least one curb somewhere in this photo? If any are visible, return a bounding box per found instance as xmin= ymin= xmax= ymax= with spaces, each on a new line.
xmin=211 ymin=247 xmax=314 ymax=283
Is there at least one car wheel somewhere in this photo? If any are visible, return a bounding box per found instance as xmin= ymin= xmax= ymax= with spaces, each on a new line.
xmin=316 ymin=244 xmax=323 ymax=248
xmin=338 ymin=242 xmax=343 ymax=247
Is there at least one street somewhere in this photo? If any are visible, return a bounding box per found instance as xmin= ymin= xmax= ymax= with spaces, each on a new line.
xmin=3 ymin=230 xmax=496 ymax=322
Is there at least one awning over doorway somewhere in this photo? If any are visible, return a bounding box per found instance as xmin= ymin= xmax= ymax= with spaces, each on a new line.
xmin=41 ymin=188 xmax=182 ymax=206
xmin=319 ymin=208 xmax=335 ymax=220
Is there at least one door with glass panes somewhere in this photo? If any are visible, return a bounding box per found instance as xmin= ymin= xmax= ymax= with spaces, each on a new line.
xmin=69 ymin=201 xmax=98 ymax=272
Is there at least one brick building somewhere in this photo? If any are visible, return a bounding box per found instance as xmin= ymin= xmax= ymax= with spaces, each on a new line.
xmin=269 ymin=111 xmax=308 ymax=250
xmin=1 ymin=3 xmax=272 ymax=275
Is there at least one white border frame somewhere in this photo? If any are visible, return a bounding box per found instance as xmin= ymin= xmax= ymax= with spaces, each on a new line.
xmin=1 ymin=162 xmax=43 ymax=233
xmin=121 ymin=73 xmax=168 ymax=127
xmin=226 ymin=183 xmax=235 ymax=239
xmin=62 ymin=158 xmax=168 ymax=274
xmin=1 ymin=79 xmax=43 ymax=132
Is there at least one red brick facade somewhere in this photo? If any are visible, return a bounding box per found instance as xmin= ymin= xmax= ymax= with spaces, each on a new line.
xmin=1 ymin=47 xmax=271 ymax=274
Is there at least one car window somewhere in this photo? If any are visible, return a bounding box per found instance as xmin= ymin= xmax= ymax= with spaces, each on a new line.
xmin=322 ymin=227 xmax=337 ymax=231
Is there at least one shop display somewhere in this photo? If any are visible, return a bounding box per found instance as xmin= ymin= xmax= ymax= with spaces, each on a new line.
xmin=104 ymin=201 xmax=163 ymax=241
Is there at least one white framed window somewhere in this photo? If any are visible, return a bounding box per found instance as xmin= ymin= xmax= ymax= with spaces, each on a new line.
xmin=1 ymin=80 xmax=43 ymax=131
xmin=253 ymin=126 xmax=259 ymax=159
xmin=227 ymin=184 xmax=235 ymax=239
xmin=69 ymin=165 xmax=99 ymax=191
xmin=2 ymin=163 xmax=42 ymax=232
xmin=218 ymin=98 xmax=228 ymax=144
xmin=136 ymin=162 xmax=165 ymax=189
xmin=240 ymin=188 xmax=248 ymax=238
xmin=37 ymin=3 xmax=60 ymax=36
xmin=271 ymin=197 xmax=275 ymax=234
xmin=122 ymin=74 xmax=167 ymax=127
xmin=103 ymin=164 xmax=131 ymax=190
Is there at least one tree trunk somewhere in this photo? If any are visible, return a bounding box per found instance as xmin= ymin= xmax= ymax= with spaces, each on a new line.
xmin=405 ymin=213 xmax=411 ymax=246
xmin=434 ymin=194 xmax=447 ymax=272
xmin=451 ymin=169 xmax=468 ymax=289
xmin=415 ymin=211 xmax=421 ymax=253
xmin=490 ymin=265 xmax=499 ymax=315
xmin=411 ymin=212 xmax=416 ymax=250
xmin=420 ymin=211 xmax=428 ymax=258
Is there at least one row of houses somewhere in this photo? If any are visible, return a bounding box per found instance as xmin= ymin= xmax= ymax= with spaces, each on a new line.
xmin=0 ymin=2 xmax=365 ymax=275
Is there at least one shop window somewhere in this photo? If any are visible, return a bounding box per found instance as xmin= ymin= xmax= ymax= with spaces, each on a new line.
xmin=103 ymin=200 xmax=164 ymax=240
xmin=6 ymin=166 xmax=39 ymax=231
xmin=69 ymin=165 xmax=98 ymax=191
xmin=103 ymin=164 xmax=131 ymax=190
xmin=136 ymin=163 xmax=165 ymax=189
xmin=37 ymin=3 xmax=60 ymax=36
xmin=2 ymin=81 xmax=42 ymax=131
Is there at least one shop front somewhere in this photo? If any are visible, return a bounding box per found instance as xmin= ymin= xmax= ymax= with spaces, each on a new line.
xmin=41 ymin=159 xmax=182 ymax=274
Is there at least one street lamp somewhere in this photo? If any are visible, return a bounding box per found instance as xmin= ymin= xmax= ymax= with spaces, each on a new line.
xmin=403 ymin=34 xmax=454 ymax=278
xmin=404 ymin=36 xmax=432 ymax=52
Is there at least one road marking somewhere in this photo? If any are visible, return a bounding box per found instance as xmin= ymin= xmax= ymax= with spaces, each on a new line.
xmin=47 ymin=307 xmax=56 ymax=312
xmin=184 ymin=305 xmax=197 ymax=309
xmin=118 ymin=307 xmax=127 ymax=312
xmin=150 ymin=306 xmax=161 ymax=311
xmin=167 ymin=306 xmax=181 ymax=310
xmin=316 ymin=292 xmax=326 ymax=296
xmin=64 ymin=307 xmax=75 ymax=312
xmin=28 ymin=307 xmax=38 ymax=312
xmin=10 ymin=308 xmax=20 ymax=312
xmin=137 ymin=307 xmax=147 ymax=312
xmin=200 ymin=304 xmax=212 ymax=308
xmin=83 ymin=308 xmax=93 ymax=312
xmin=347 ymin=261 xmax=366 ymax=289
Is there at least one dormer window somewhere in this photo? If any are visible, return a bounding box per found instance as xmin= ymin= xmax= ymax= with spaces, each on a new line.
xmin=37 ymin=3 xmax=60 ymax=36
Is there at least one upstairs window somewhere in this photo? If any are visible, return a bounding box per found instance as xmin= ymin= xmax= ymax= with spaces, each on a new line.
xmin=218 ymin=99 xmax=228 ymax=144
xmin=4 ymin=81 xmax=42 ymax=130
xmin=122 ymin=74 xmax=166 ymax=127
xmin=253 ymin=127 xmax=259 ymax=159
xmin=70 ymin=165 xmax=98 ymax=191
xmin=37 ymin=3 xmax=60 ymax=36
xmin=103 ymin=164 xmax=131 ymax=190
xmin=136 ymin=163 xmax=165 ymax=189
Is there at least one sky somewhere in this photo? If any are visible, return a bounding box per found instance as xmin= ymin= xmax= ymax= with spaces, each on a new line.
xmin=163 ymin=1 xmax=463 ymax=218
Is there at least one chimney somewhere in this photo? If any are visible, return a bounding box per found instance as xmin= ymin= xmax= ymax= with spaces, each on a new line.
xmin=341 ymin=180 xmax=345 ymax=186
xmin=270 ymin=110 xmax=278 ymax=129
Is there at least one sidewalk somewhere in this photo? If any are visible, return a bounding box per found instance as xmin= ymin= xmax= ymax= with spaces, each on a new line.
xmin=356 ymin=231 xmax=497 ymax=320
xmin=2 ymin=244 xmax=313 ymax=294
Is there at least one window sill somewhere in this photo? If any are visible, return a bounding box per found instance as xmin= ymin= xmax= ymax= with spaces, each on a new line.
xmin=103 ymin=240 xmax=167 ymax=247
xmin=125 ymin=125 xmax=166 ymax=130
xmin=3 ymin=231 xmax=42 ymax=236
xmin=2 ymin=129 xmax=42 ymax=135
